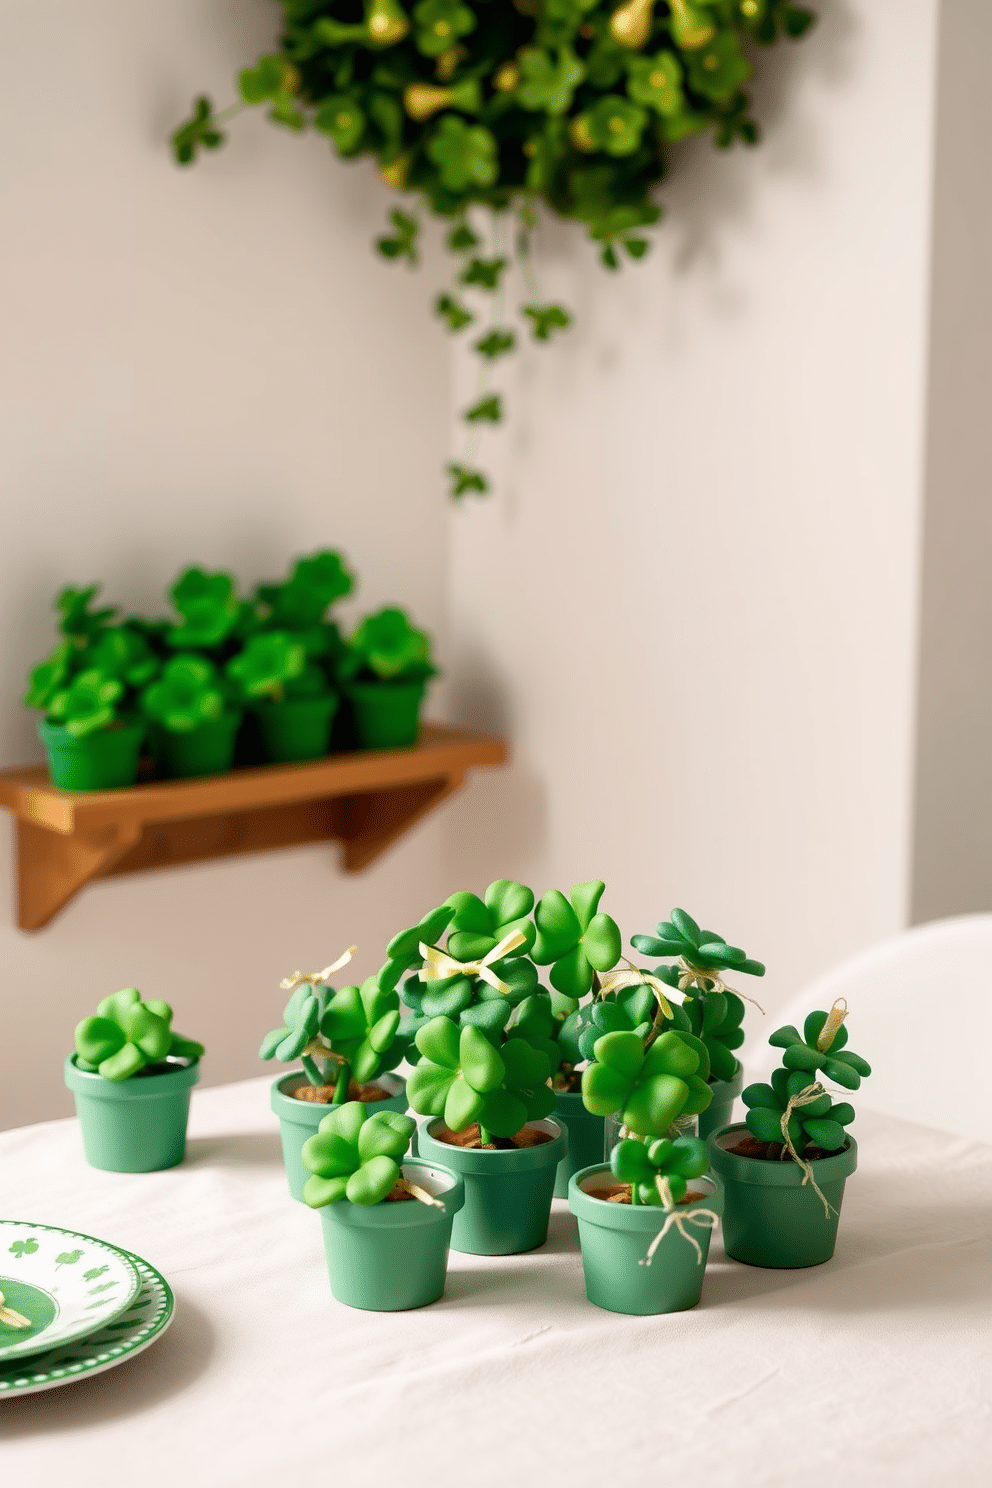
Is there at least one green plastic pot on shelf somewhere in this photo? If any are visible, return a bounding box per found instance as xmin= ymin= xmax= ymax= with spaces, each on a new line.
xmin=346 ymin=681 xmax=425 ymax=749
xmin=64 ymin=1054 xmax=200 ymax=1172
xmin=707 ymin=1123 xmax=858 ymax=1268
xmin=271 ymin=1072 xmax=408 ymax=1202
xmin=151 ymin=711 xmax=242 ymax=779
xmin=552 ymin=1089 xmax=606 ymax=1200
xmin=40 ymin=720 xmax=143 ymax=791
xmin=568 ymin=1164 xmax=724 ymax=1315
xmin=317 ymin=1159 xmax=464 ymax=1311
xmin=697 ymin=1062 xmax=745 ymax=1143
xmin=253 ymin=694 xmax=339 ymax=763
xmin=416 ymin=1116 xmax=567 ymax=1255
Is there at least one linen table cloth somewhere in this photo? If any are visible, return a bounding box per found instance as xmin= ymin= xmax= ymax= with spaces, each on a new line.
xmin=2 ymin=1077 xmax=989 ymax=1487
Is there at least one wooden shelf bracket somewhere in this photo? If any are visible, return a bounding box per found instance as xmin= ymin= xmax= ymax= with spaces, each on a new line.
xmin=0 ymin=724 xmax=507 ymax=931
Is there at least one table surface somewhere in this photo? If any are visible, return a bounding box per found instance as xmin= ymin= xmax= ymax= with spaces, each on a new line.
xmin=3 ymin=1078 xmax=990 ymax=1487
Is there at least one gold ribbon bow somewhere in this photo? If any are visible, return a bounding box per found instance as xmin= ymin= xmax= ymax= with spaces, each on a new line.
xmin=676 ymin=957 xmax=765 ymax=1014
xmin=280 ymin=945 xmax=357 ymax=992
xmin=779 ymin=1081 xmax=837 ymax=1218
xmin=640 ymin=1175 xmax=721 ymax=1266
xmin=598 ymin=958 xmax=674 ymax=1021
xmin=0 ymin=1291 xmax=31 ymax=1329
xmin=418 ymin=929 xmax=527 ymax=995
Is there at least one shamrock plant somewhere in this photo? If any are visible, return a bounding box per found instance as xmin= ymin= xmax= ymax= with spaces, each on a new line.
xmin=254 ymin=549 xmax=354 ymax=672
xmin=226 ymin=631 xmax=309 ymax=703
xmin=172 ymin=1 xmax=817 ymax=497
xmin=166 ymin=568 xmax=242 ymax=650
xmin=75 ymin=988 xmax=204 ymax=1081
xmin=302 ymin=1102 xmax=433 ymax=1208
xmin=339 ymin=607 xmax=437 ymax=685
xmin=611 ymin=1132 xmax=709 ymax=1206
xmin=742 ymin=1067 xmax=857 ymax=1157
xmin=46 ymin=671 xmax=128 ymax=738
xmin=767 ymin=1007 xmax=871 ymax=1091
xmin=531 ymin=881 xmax=622 ymax=997
xmin=141 ymin=655 xmax=229 ymax=734
xmin=260 ymin=954 xmax=409 ymax=1102
xmin=406 ymin=1018 xmax=556 ymax=1141
xmin=581 ymin=1028 xmax=712 ymax=1136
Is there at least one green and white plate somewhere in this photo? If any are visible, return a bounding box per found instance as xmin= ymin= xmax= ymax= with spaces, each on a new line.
xmin=0 ymin=1221 xmax=142 ymax=1362
xmin=0 ymin=1248 xmax=173 ymax=1396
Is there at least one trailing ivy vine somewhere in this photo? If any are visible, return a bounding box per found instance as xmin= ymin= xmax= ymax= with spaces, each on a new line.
xmin=173 ymin=1 xmax=816 ymax=497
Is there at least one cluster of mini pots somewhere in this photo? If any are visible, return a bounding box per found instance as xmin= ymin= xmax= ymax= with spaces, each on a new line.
xmin=24 ymin=554 xmax=437 ymax=792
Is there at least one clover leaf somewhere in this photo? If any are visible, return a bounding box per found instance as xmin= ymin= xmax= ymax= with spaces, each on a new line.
xmin=171 ymin=97 xmax=226 ymax=165
xmin=378 ymin=902 xmax=457 ymax=991
xmin=517 ymin=46 xmax=586 ymax=115
xmin=436 ymin=293 xmax=474 ymax=331
xmin=413 ymin=0 xmax=476 ymax=58
xmin=632 ymin=906 xmax=766 ymax=979
xmin=257 ymin=550 xmax=355 ymax=631
xmin=427 ymin=117 xmax=498 ymax=192
xmin=56 ymin=585 xmax=117 ymax=642
xmin=226 ymin=631 xmax=306 ymax=703
xmin=167 ymin=568 xmax=240 ymax=649
xmin=239 ymin=55 xmax=305 ymax=131
xmin=315 ymin=94 xmax=366 ymax=153
xmin=24 ymin=642 xmax=75 ymax=711
xmin=75 ymin=987 xmax=204 ymax=1081
xmin=627 ymin=52 xmax=684 ymax=116
xmin=302 ymin=1102 xmax=417 ymax=1207
xmin=407 ymin=1017 xmax=554 ymax=1137
xmin=447 ymin=463 xmax=489 ymax=498
xmin=581 ymin=1028 xmax=712 ymax=1135
xmin=522 ymin=304 xmax=572 ymax=342
xmin=341 ymin=606 xmax=436 ymax=683
xmin=474 ymin=329 xmax=516 ymax=360
xmin=459 ymin=256 xmax=506 ymax=291
xmin=47 ymin=669 xmax=124 ymax=737
xmin=684 ymin=32 xmax=750 ymax=103
xmin=87 ymin=628 xmax=160 ymax=689
xmin=444 ymin=879 xmax=536 ymax=959
xmin=464 ymin=395 xmax=502 ymax=424
xmin=743 ymin=1067 xmax=856 ymax=1155
xmin=376 ymin=208 xmax=420 ymax=263
xmin=141 ymin=655 xmax=226 ymax=733
xmin=768 ymin=1010 xmax=872 ymax=1091
xmin=558 ymin=980 xmax=658 ymax=1065
xmin=611 ymin=1134 xmax=709 ymax=1205
xmin=319 ymin=976 xmax=407 ymax=1083
xmin=531 ymin=881 xmax=622 ymax=996
xmin=581 ymin=95 xmax=648 ymax=156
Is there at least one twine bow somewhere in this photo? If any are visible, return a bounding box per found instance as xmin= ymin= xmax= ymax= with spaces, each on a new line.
xmin=0 ymin=1291 xmax=31 ymax=1329
xmin=599 ymin=958 xmax=674 ymax=1020
xmin=779 ymin=1081 xmax=837 ymax=1219
xmin=816 ymin=997 xmax=849 ymax=1052
xmin=280 ymin=945 xmax=357 ymax=992
xmin=418 ymin=929 xmax=527 ymax=995
xmin=677 ymin=957 xmax=765 ymax=1014
xmin=395 ymin=1178 xmax=446 ymax=1210
xmin=640 ymin=1176 xmax=720 ymax=1266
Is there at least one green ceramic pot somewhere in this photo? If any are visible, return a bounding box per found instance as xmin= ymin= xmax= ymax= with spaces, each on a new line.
xmin=346 ymin=681 xmax=425 ymax=749
xmin=697 ymin=1062 xmax=745 ymax=1143
xmin=40 ymin=721 xmax=143 ymax=792
xmin=553 ymin=1090 xmax=605 ymax=1199
xmin=417 ymin=1117 xmax=567 ymax=1255
xmin=271 ymin=1072 xmax=408 ymax=1202
xmin=151 ymin=712 xmax=242 ymax=779
xmin=707 ymin=1123 xmax=858 ymax=1268
xmin=253 ymin=694 xmax=339 ymax=764
xmin=317 ymin=1159 xmax=464 ymax=1311
xmin=568 ymin=1164 xmax=724 ymax=1314
xmin=63 ymin=1054 xmax=200 ymax=1172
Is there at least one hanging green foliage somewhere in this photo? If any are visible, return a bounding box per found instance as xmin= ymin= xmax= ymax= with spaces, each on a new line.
xmin=172 ymin=0 xmax=816 ymax=497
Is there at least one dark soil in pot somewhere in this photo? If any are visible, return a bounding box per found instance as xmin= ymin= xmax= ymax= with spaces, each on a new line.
xmin=727 ymin=1134 xmax=839 ymax=1162
xmin=432 ymin=1122 xmax=555 ymax=1151
xmin=288 ymin=1079 xmax=395 ymax=1105
xmin=589 ymin=1181 xmax=709 ymax=1205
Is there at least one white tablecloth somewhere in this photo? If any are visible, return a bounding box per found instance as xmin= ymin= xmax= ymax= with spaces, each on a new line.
xmin=2 ymin=1078 xmax=990 ymax=1487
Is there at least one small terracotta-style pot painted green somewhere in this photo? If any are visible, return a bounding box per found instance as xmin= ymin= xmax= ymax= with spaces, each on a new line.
xmin=568 ymin=1165 xmax=724 ymax=1315
xmin=346 ymin=681 xmax=425 ymax=749
xmin=417 ymin=1117 xmax=567 ymax=1255
xmin=253 ymin=694 xmax=339 ymax=763
xmin=553 ymin=1090 xmax=605 ymax=1199
xmin=64 ymin=1055 xmax=200 ymax=1172
xmin=697 ymin=1062 xmax=745 ymax=1142
xmin=318 ymin=1160 xmax=464 ymax=1311
xmin=271 ymin=1072 xmax=408 ymax=1202
xmin=40 ymin=721 xmax=143 ymax=792
xmin=151 ymin=712 xmax=242 ymax=779
xmin=707 ymin=1123 xmax=858 ymax=1268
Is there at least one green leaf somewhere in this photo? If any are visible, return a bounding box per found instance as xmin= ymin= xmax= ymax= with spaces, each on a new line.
xmin=347 ymin=1155 xmax=401 ymax=1204
xmin=522 ymin=304 xmax=572 ymax=342
xmin=478 ymin=1089 xmax=528 ymax=1137
xmin=444 ymin=1073 xmax=486 ymax=1129
xmin=623 ymin=1073 xmax=690 ymax=1136
xmin=459 ymin=1024 xmax=505 ymax=1091
xmin=317 ymin=1100 xmax=367 ymax=1146
xmin=301 ymin=1131 xmax=358 ymax=1179
xmin=436 ymin=293 xmax=474 ymax=331
xmin=459 ymin=257 xmax=507 ymax=291
xmin=357 ymin=1110 xmax=416 ymax=1161
xmin=415 ymin=1015 xmax=461 ymax=1069
xmin=406 ymin=1060 xmax=455 ymax=1115
xmin=611 ymin=1138 xmax=653 ymax=1183
xmin=592 ymin=1030 xmax=644 ymax=1080
xmin=581 ymin=1060 xmax=629 ymax=1116
xmin=464 ymin=395 xmax=502 ymax=424
xmin=171 ymin=97 xmax=225 ymax=165
xmin=474 ymin=329 xmax=516 ymax=360
xmin=303 ymin=1173 xmax=349 ymax=1207
xmin=447 ymin=463 xmax=489 ymax=498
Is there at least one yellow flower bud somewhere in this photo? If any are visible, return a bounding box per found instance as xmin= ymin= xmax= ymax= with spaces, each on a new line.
xmin=609 ymin=0 xmax=655 ymax=50
xmin=404 ymin=83 xmax=453 ymax=121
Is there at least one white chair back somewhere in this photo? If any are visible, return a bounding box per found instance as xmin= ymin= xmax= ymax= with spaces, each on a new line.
xmin=743 ymin=915 xmax=992 ymax=1144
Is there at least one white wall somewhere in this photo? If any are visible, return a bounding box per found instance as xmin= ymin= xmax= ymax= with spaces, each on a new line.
xmin=0 ymin=0 xmax=455 ymax=1126
xmin=442 ymin=0 xmax=939 ymax=1020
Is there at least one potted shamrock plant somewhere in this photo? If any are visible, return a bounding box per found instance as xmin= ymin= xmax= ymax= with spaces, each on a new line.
xmin=632 ymin=908 xmax=766 ymax=1139
xmin=707 ymin=1000 xmax=871 ymax=1268
xmin=260 ymin=949 xmax=409 ymax=1200
xmin=385 ymin=881 xmax=581 ymax=1254
xmin=226 ymin=630 xmax=338 ymax=762
xmin=64 ymin=988 xmax=204 ymax=1172
xmin=338 ymin=606 xmax=437 ymax=749
xmin=301 ymin=1101 xmax=464 ymax=1311
xmin=24 ymin=586 xmax=157 ymax=790
xmin=569 ymin=1000 xmax=723 ymax=1313
xmin=140 ymin=654 xmax=242 ymax=778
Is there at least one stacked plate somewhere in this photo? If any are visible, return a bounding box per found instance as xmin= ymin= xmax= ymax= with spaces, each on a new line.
xmin=0 ymin=1220 xmax=174 ymax=1397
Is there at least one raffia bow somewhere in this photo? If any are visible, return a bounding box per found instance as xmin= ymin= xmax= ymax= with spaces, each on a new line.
xmin=0 ymin=1291 xmax=31 ymax=1329
xmin=816 ymin=998 xmax=849 ymax=1051
xmin=779 ymin=1081 xmax=837 ymax=1218
xmin=640 ymin=1175 xmax=720 ymax=1266
xmin=676 ymin=956 xmax=765 ymax=1014
xmin=280 ymin=945 xmax=357 ymax=992
xmin=598 ymin=958 xmax=674 ymax=1020
xmin=418 ymin=929 xmax=527 ymax=995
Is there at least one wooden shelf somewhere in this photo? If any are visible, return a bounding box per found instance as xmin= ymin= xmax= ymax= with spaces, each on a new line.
xmin=0 ymin=724 xmax=507 ymax=931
